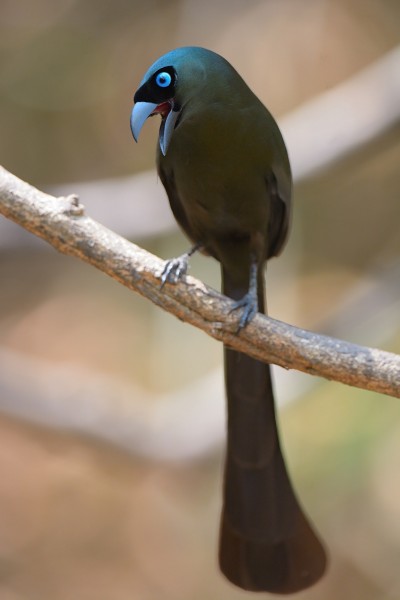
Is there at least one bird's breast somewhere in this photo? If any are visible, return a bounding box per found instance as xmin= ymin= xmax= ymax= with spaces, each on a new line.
xmin=159 ymin=107 xmax=274 ymax=242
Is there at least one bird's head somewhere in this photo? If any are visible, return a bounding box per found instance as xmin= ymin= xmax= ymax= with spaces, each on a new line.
xmin=130 ymin=46 xmax=241 ymax=156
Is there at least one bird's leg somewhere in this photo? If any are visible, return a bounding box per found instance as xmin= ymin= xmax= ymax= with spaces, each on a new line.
xmin=160 ymin=242 xmax=203 ymax=287
xmin=229 ymin=255 xmax=259 ymax=331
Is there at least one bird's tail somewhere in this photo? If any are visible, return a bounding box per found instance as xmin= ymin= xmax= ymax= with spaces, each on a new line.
xmin=220 ymin=265 xmax=326 ymax=593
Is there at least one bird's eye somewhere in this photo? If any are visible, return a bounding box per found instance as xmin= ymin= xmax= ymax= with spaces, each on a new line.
xmin=155 ymin=72 xmax=172 ymax=88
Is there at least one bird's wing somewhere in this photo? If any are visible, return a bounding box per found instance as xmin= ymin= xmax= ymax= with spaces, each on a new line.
xmin=266 ymin=169 xmax=291 ymax=258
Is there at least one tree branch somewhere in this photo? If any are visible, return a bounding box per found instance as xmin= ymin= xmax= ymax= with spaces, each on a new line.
xmin=0 ymin=165 xmax=399 ymax=398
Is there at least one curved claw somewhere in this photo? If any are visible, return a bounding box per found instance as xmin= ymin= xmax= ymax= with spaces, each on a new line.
xmin=160 ymin=255 xmax=189 ymax=287
xmin=229 ymin=293 xmax=258 ymax=331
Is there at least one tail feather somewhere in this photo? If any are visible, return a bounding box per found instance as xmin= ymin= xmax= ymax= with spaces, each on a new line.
xmin=220 ymin=265 xmax=326 ymax=593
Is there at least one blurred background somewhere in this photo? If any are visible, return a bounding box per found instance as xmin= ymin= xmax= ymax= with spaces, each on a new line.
xmin=0 ymin=0 xmax=400 ymax=598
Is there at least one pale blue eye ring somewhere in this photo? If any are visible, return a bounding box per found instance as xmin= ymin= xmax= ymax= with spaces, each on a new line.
xmin=155 ymin=72 xmax=172 ymax=88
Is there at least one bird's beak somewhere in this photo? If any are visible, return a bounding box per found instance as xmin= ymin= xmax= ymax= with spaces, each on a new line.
xmin=159 ymin=106 xmax=180 ymax=156
xmin=130 ymin=101 xmax=158 ymax=143
xmin=131 ymin=100 xmax=181 ymax=156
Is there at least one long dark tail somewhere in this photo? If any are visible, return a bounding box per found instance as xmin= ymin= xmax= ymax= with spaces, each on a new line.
xmin=219 ymin=265 xmax=326 ymax=593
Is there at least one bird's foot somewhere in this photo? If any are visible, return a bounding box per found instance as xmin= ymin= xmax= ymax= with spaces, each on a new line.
xmin=160 ymin=254 xmax=190 ymax=286
xmin=229 ymin=292 xmax=258 ymax=331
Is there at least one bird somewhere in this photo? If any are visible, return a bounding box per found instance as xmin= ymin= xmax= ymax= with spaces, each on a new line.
xmin=130 ymin=46 xmax=326 ymax=594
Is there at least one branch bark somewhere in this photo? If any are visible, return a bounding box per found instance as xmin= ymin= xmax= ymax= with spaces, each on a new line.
xmin=0 ymin=165 xmax=399 ymax=398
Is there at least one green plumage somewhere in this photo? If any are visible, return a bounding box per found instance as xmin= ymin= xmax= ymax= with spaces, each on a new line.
xmin=131 ymin=46 xmax=326 ymax=593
